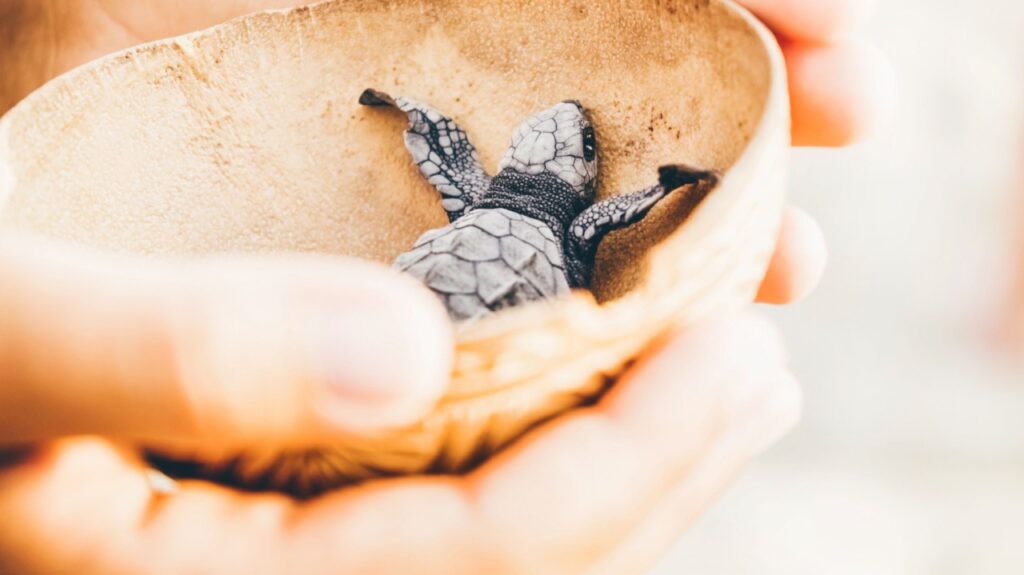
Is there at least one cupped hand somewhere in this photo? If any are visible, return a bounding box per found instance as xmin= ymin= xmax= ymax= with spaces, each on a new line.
xmin=0 ymin=0 xmax=896 ymax=572
xmin=738 ymin=0 xmax=897 ymax=146
xmin=0 ymin=221 xmax=811 ymax=574
xmin=0 ymin=242 xmax=798 ymax=572
xmin=0 ymin=219 xmax=824 ymax=575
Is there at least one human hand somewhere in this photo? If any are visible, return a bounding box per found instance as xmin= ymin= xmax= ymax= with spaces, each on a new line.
xmin=0 ymin=0 xmax=897 ymax=572
xmin=0 ymin=234 xmax=454 ymax=448
xmin=0 ymin=230 xmax=801 ymax=572
xmin=740 ymin=0 xmax=894 ymax=303
xmin=737 ymin=0 xmax=897 ymax=146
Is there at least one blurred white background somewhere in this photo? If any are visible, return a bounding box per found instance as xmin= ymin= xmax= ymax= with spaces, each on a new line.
xmin=656 ymin=1 xmax=1024 ymax=573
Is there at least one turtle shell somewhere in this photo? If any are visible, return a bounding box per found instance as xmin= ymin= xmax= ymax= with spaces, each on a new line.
xmin=395 ymin=208 xmax=571 ymax=322
xmin=0 ymin=0 xmax=789 ymax=496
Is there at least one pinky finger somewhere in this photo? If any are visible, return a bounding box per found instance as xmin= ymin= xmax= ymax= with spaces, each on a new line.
xmin=756 ymin=207 xmax=828 ymax=305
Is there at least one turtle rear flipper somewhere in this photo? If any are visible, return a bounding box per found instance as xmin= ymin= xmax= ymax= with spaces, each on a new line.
xmin=567 ymin=164 xmax=719 ymax=286
xmin=359 ymin=88 xmax=492 ymax=221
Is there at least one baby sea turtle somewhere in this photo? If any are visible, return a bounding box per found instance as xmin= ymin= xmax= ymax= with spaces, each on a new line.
xmin=360 ymin=88 xmax=720 ymax=322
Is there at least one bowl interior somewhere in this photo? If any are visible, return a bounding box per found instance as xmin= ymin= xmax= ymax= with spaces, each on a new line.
xmin=0 ymin=0 xmax=771 ymax=300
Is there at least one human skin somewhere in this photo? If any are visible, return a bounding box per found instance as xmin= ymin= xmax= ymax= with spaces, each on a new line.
xmin=1005 ymin=157 xmax=1024 ymax=350
xmin=0 ymin=1 xmax=894 ymax=573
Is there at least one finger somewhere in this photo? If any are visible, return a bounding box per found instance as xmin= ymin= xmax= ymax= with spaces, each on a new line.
xmin=756 ymin=207 xmax=828 ymax=305
xmin=0 ymin=315 xmax=796 ymax=575
xmin=737 ymin=0 xmax=876 ymax=43
xmin=590 ymin=372 xmax=802 ymax=575
xmin=0 ymin=234 xmax=453 ymax=448
xmin=280 ymin=313 xmax=797 ymax=574
xmin=0 ymin=437 xmax=469 ymax=574
xmin=0 ymin=438 xmax=298 ymax=575
xmin=787 ymin=39 xmax=897 ymax=147
xmin=0 ymin=439 xmax=154 ymax=574
xmin=466 ymin=312 xmax=796 ymax=572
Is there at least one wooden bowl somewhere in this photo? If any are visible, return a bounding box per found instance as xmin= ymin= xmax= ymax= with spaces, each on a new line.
xmin=0 ymin=0 xmax=788 ymax=496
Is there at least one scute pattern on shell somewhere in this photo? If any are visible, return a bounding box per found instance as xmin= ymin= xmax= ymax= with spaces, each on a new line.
xmin=394 ymin=208 xmax=571 ymax=321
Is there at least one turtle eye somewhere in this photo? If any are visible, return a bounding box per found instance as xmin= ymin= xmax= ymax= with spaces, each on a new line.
xmin=582 ymin=126 xmax=597 ymax=162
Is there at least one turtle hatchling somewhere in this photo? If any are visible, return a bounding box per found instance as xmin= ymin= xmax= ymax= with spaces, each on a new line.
xmin=360 ymin=88 xmax=720 ymax=322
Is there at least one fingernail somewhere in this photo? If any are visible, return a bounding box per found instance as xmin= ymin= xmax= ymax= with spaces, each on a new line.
xmin=308 ymin=299 xmax=452 ymax=432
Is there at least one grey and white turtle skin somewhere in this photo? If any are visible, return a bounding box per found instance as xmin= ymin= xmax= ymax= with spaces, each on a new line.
xmin=360 ymin=89 xmax=719 ymax=322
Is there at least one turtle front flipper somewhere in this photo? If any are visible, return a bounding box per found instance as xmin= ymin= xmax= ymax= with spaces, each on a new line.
xmin=567 ymin=164 xmax=720 ymax=286
xmin=360 ymin=89 xmax=492 ymax=221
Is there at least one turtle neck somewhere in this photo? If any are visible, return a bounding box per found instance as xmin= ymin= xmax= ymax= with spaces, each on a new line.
xmin=474 ymin=169 xmax=590 ymax=236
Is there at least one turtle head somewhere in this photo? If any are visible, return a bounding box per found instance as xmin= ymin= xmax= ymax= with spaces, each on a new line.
xmin=498 ymin=100 xmax=599 ymax=199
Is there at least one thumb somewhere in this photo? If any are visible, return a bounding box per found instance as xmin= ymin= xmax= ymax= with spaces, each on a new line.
xmin=0 ymin=233 xmax=453 ymax=449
